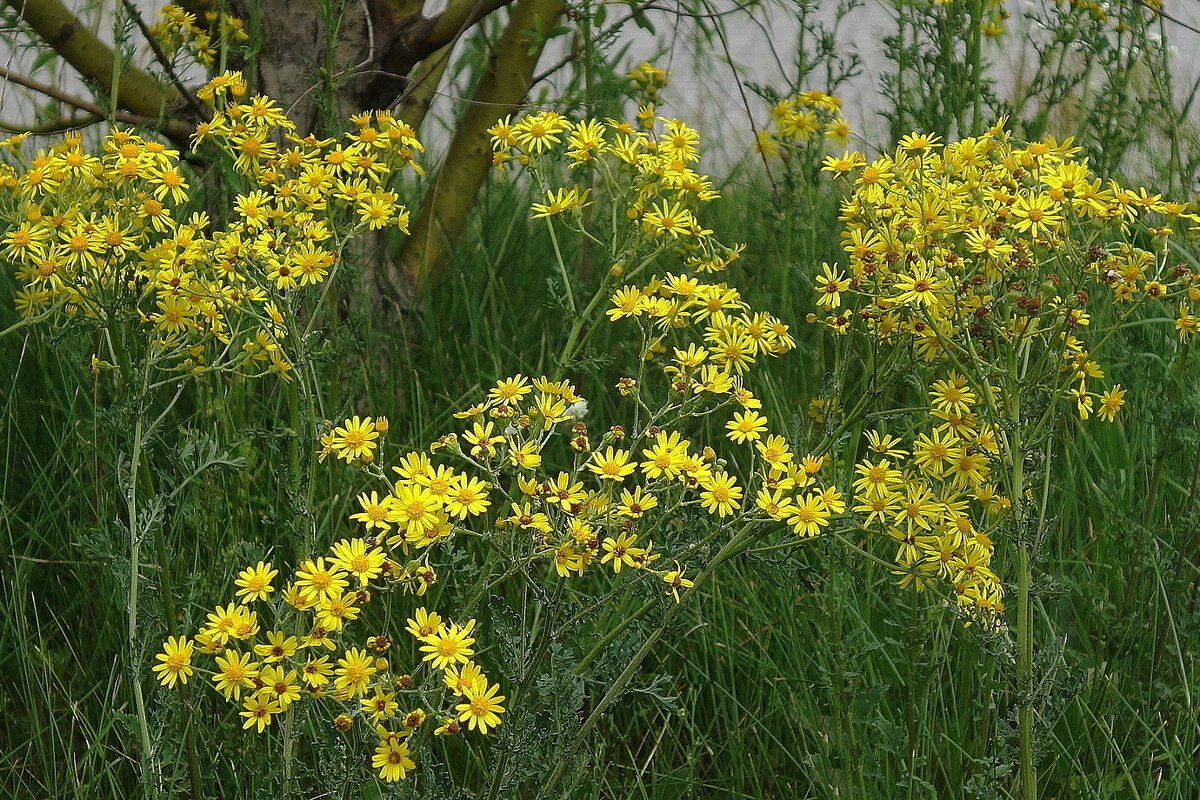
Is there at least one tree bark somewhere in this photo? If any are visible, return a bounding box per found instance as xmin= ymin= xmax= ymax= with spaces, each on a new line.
xmin=397 ymin=0 xmax=567 ymax=291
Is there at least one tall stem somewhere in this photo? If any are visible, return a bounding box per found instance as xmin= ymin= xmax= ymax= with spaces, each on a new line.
xmin=125 ymin=357 xmax=155 ymax=782
xmin=1011 ymin=424 xmax=1036 ymax=800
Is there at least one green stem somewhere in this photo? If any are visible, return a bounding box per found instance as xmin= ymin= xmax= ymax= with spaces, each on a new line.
xmin=968 ymin=0 xmax=984 ymax=134
xmin=545 ymin=205 xmax=577 ymax=315
xmin=126 ymin=358 xmax=155 ymax=780
xmin=1011 ymin=423 xmax=1036 ymax=800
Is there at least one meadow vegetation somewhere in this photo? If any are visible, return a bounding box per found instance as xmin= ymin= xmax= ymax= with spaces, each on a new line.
xmin=1 ymin=1 xmax=1198 ymax=798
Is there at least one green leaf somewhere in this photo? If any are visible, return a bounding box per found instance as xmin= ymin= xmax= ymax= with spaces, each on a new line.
xmin=32 ymin=49 xmax=58 ymax=73
xmin=631 ymin=9 xmax=656 ymax=34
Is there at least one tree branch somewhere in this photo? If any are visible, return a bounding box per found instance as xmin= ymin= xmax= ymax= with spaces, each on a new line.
xmin=359 ymin=0 xmax=516 ymax=108
xmin=0 ymin=65 xmax=193 ymax=140
xmin=0 ymin=113 xmax=102 ymax=134
xmin=394 ymin=43 xmax=453 ymax=132
xmin=4 ymin=0 xmax=183 ymax=122
xmin=120 ymin=0 xmax=208 ymax=119
xmin=394 ymin=0 xmax=566 ymax=291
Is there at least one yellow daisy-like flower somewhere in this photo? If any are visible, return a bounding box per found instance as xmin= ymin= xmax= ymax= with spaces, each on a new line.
xmin=1097 ymin=384 xmax=1126 ymax=422
xmin=587 ymin=447 xmax=636 ymax=481
xmin=329 ymin=415 xmax=379 ymax=462
xmin=329 ymin=538 xmax=385 ymax=586
xmin=725 ymin=410 xmax=768 ymax=444
xmin=240 ymin=695 xmax=281 ymax=733
xmin=213 ymin=649 xmax=259 ymax=700
xmin=420 ymin=620 xmax=476 ymax=670
xmin=787 ymin=492 xmax=830 ymax=538
xmin=699 ymin=470 xmax=742 ymax=517
xmin=372 ymin=735 xmax=416 ymax=782
xmin=456 ymin=680 xmax=506 ymax=734
xmin=234 ymin=561 xmax=277 ymax=602
xmin=152 ymin=636 xmax=194 ymax=688
xmin=334 ymin=647 xmax=377 ymax=698
xmin=405 ymin=607 xmax=445 ymax=640
xmin=349 ymin=490 xmax=393 ymax=531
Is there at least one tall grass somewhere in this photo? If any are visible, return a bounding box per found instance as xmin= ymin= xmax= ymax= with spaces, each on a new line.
xmin=3 ymin=1 xmax=1200 ymax=798
xmin=3 ymin=162 xmax=1197 ymax=796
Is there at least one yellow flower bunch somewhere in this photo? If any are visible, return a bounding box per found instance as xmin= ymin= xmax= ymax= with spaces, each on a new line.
xmin=757 ymin=90 xmax=851 ymax=158
xmin=328 ymin=370 xmax=850 ymax=597
xmin=150 ymin=3 xmax=249 ymax=69
xmin=852 ymin=373 xmax=1007 ymax=628
xmin=0 ymin=71 xmax=421 ymax=378
xmin=489 ymin=112 xmax=734 ymax=261
xmin=154 ymin=540 xmax=503 ymax=783
xmin=818 ymin=119 xmax=1199 ymax=421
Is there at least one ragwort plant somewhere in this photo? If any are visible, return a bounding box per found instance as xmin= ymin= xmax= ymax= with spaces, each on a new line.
xmin=812 ymin=120 xmax=1197 ymax=798
xmin=6 ymin=47 xmax=1197 ymax=795
xmin=0 ymin=68 xmax=422 ymax=792
xmin=148 ymin=78 xmax=911 ymax=792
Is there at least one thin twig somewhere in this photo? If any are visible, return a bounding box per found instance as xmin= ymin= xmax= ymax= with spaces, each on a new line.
xmin=0 ymin=113 xmax=103 ymax=133
xmin=120 ymin=0 xmax=208 ymax=119
xmin=0 ymin=64 xmax=191 ymax=138
xmin=698 ymin=0 xmax=780 ymax=201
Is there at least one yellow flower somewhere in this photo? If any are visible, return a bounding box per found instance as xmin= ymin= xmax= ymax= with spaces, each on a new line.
xmin=601 ymin=531 xmax=646 ymax=573
xmin=254 ymin=630 xmax=299 ymax=662
xmin=258 ymin=666 xmax=301 ymax=709
xmin=661 ymin=563 xmax=695 ymax=602
xmin=294 ymin=557 xmax=349 ymax=606
xmin=240 ymin=695 xmax=281 ymax=733
xmin=443 ymin=661 xmax=487 ymax=696
xmin=699 ymin=470 xmax=742 ymax=517
xmin=456 ymin=679 xmax=506 ymax=734
xmin=361 ymin=687 xmax=398 ymax=723
xmin=329 ymin=538 xmax=386 ymax=585
xmin=213 ymin=649 xmax=259 ymax=700
xmin=329 ymin=416 xmax=379 ymax=462
xmin=787 ymin=493 xmax=830 ymax=537
xmin=334 ymin=647 xmax=377 ymax=698
xmin=587 ymin=447 xmax=636 ymax=481
xmin=513 ymin=111 xmax=569 ymax=154
xmin=898 ymin=132 xmax=942 ymax=152
xmin=405 ymin=607 xmax=445 ymax=640
xmin=1097 ymin=384 xmax=1126 ymax=422
xmin=814 ymin=263 xmax=850 ymax=310
xmin=350 ymin=491 xmax=394 ymax=532
xmin=234 ymin=561 xmax=277 ymax=602
xmin=152 ymin=636 xmax=194 ymax=688
xmin=372 ymin=735 xmax=416 ymax=782
xmin=1010 ymin=193 xmax=1063 ymax=238
xmin=444 ymin=476 xmax=491 ymax=519
xmin=640 ymin=430 xmax=690 ymax=479
xmin=531 ymin=186 xmax=590 ymax=218
xmin=643 ymin=201 xmax=696 ymax=238
xmin=420 ymin=620 xmax=476 ymax=670
xmin=756 ymin=434 xmax=793 ymax=468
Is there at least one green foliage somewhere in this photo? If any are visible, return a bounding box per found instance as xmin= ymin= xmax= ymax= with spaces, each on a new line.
xmin=3 ymin=2 xmax=1200 ymax=798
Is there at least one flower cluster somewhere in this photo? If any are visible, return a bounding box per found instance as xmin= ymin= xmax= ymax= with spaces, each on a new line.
xmin=853 ymin=375 xmax=1007 ymax=627
xmin=627 ymin=62 xmax=670 ymax=108
xmin=489 ymin=111 xmax=744 ymax=267
xmin=150 ymin=3 xmax=250 ymax=68
xmin=756 ymin=90 xmax=851 ymax=159
xmin=0 ymin=70 xmax=421 ymax=378
xmin=154 ymin=539 xmax=504 ymax=783
xmin=817 ymin=120 xmax=1198 ymax=420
